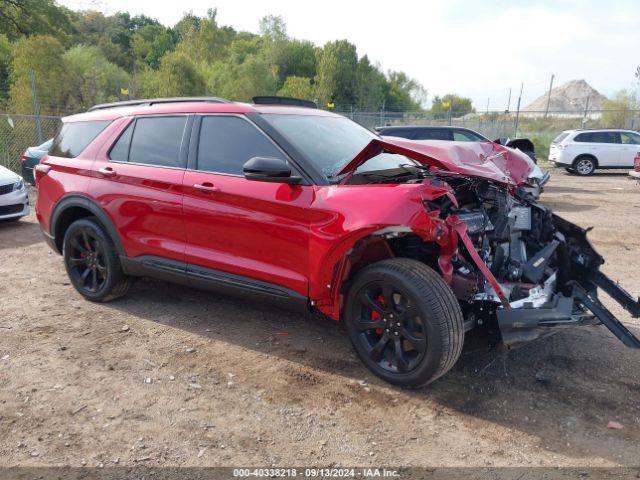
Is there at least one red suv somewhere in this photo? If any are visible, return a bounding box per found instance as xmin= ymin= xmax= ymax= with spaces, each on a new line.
xmin=36 ymin=97 xmax=640 ymax=387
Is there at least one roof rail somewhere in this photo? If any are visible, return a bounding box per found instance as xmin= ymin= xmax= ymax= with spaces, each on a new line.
xmin=252 ymin=96 xmax=318 ymax=109
xmin=88 ymin=97 xmax=230 ymax=112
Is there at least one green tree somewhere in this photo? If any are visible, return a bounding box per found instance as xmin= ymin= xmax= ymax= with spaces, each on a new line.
xmin=71 ymin=11 xmax=160 ymax=70
xmin=278 ymin=76 xmax=316 ymax=100
xmin=0 ymin=34 xmax=11 ymax=104
xmin=354 ymin=55 xmax=386 ymax=111
xmin=8 ymin=35 xmax=71 ymax=115
xmin=315 ymin=40 xmax=357 ymax=108
xmin=175 ymin=9 xmax=236 ymax=66
xmin=385 ymin=71 xmax=426 ymax=112
xmin=0 ymin=0 xmax=73 ymax=42
xmin=258 ymin=15 xmax=287 ymax=41
xmin=139 ymin=51 xmax=205 ymax=97
xmin=207 ymin=53 xmax=277 ymax=101
xmin=64 ymin=45 xmax=129 ymax=111
xmin=430 ymin=93 xmax=473 ymax=117
xmin=132 ymin=24 xmax=177 ymax=69
xmin=601 ymin=90 xmax=638 ymax=128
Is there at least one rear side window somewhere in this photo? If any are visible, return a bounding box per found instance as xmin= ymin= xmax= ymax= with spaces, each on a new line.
xmin=109 ymin=116 xmax=187 ymax=167
xmin=574 ymin=131 xmax=618 ymax=143
xmin=49 ymin=120 xmax=111 ymax=158
xmin=197 ymin=116 xmax=285 ymax=175
xmin=413 ymin=129 xmax=452 ymax=141
xmin=380 ymin=129 xmax=415 ymax=139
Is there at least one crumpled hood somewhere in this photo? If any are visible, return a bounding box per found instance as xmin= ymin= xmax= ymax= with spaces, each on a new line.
xmin=339 ymin=137 xmax=535 ymax=186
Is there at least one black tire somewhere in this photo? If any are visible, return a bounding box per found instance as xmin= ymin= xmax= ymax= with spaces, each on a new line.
xmin=344 ymin=258 xmax=464 ymax=388
xmin=573 ymin=155 xmax=596 ymax=176
xmin=62 ymin=217 xmax=131 ymax=302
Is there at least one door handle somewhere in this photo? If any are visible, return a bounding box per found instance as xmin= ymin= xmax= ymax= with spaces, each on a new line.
xmin=98 ymin=166 xmax=117 ymax=177
xmin=193 ymin=182 xmax=220 ymax=193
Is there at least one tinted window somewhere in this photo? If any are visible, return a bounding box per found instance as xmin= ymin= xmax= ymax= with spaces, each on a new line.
xmin=620 ymin=132 xmax=640 ymax=144
xmin=49 ymin=120 xmax=111 ymax=158
xmin=128 ymin=116 xmax=187 ymax=167
xmin=263 ymin=114 xmax=376 ymax=179
xmin=413 ymin=129 xmax=452 ymax=140
xmin=453 ymin=130 xmax=486 ymax=142
xmin=109 ymin=121 xmax=134 ymax=162
xmin=197 ymin=116 xmax=285 ymax=175
xmin=380 ymin=129 xmax=415 ymax=139
xmin=574 ymin=131 xmax=617 ymax=143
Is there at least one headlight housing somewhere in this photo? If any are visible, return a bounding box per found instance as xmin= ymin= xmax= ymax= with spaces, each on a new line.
xmin=14 ymin=178 xmax=24 ymax=191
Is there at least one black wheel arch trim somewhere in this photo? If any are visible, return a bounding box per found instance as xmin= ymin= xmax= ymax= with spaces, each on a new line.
xmin=49 ymin=194 xmax=125 ymax=256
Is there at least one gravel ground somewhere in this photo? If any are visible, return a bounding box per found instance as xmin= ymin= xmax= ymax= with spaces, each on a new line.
xmin=0 ymin=169 xmax=639 ymax=468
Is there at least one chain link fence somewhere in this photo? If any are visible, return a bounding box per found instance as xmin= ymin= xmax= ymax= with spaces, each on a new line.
xmin=0 ymin=114 xmax=61 ymax=173
xmin=2 ymin=107 xmax=640 ymax=174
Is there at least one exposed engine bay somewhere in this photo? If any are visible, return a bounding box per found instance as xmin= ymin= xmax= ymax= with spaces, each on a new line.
xmin=351 ymin=163 xmax=640 ymax=348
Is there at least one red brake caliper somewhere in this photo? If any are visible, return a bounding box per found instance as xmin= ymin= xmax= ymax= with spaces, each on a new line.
xmin=371 ymin=294 xmax=385 ymax=335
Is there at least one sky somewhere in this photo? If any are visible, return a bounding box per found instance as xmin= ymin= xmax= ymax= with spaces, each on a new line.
xmin=58 ymin=0 xmax=640 ymax=109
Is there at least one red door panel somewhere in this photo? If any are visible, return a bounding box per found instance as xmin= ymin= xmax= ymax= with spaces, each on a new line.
xmin=89 ymin=160 xmax=186 ymax=261
xmin=182 ymin=171 xmax=313 ymax=296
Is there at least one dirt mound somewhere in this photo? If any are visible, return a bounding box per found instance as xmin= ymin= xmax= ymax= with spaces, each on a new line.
xmin=524 ymin=79 xmax=607 ymax=113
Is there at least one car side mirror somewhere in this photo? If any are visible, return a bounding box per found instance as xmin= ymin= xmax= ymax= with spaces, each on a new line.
xmin=243 ymin=157 xmax=301 ymax=185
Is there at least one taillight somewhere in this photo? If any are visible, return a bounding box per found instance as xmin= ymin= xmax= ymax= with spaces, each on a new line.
xmin=34 ymin=164 xmax=51 ymax=186
xmin=21 ymin=154 xmax=28 ymax=161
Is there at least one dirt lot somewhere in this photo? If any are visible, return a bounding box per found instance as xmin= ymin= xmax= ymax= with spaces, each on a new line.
xmin=1 ymin=169 xmax=639 ymax=469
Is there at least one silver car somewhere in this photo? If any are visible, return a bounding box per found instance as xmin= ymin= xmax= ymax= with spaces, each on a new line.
xmin=0 ymin=165 xmax=29 ymax=221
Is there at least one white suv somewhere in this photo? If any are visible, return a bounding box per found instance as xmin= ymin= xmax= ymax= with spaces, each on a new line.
xmin=549 ymin=129 xmax=640 ymax=175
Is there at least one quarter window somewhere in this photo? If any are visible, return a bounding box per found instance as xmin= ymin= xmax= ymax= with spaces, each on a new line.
xmin=197 ymin=116 xmax=285 ymax=175
xmin=49 ymin=120 xmax=111 ymax=158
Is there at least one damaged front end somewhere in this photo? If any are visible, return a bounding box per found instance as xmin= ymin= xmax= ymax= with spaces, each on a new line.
xmin=338 ymin=137 xmax=640 ymax=349
xmin=427 ymin=177 xmax=640 ymax=348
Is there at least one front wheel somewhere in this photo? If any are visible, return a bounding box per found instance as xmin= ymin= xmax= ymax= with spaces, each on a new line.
xmin=344 ymin=258 xmax=464 ymax=387
xmin=63 ymin=217 xmax=131 ymax=302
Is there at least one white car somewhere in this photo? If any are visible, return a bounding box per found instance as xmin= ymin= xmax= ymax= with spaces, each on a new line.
xmin=549 ymin=129 xmax=640 ymax=175
xmin=0 ymin=165 xmax=29 ymax=222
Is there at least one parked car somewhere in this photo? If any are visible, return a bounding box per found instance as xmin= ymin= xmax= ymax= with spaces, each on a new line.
xmin=35 ymin=97 xmax=640 ymax=387
xmin=549 ymin=129 xmax=640 ymax=175
xmin=630 ymin=152 xmax=640 ymax=180
xmin=21 ymin=138 xmax=53 ymax=185
xmin=0 ymin=166 xmax=29 ymax=222
xmin=375 ymin=125 xmax=549 ymax=196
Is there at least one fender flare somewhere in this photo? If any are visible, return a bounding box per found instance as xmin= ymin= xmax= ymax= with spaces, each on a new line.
xmin=50 ymin=194 xmax=126 ymax=256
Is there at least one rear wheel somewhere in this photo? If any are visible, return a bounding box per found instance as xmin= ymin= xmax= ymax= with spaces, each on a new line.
xmin=573 ymin=156 xmax=596 ymax=176
xmin=63 ymin=217 xmax=131 ymax=302
xmin=344 ymin=258 xmax=464 ymax=387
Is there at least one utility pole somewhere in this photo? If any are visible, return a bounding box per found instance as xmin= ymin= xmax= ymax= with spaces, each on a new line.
xmin=514 ymin=82 xmax=523 ymax=137
xmin=544 ymin=74 xmax=555 ymax=118
xmin=582 ymin=95 xmax=590 ymax=127
xmin=486 ymin=97 xmax=490 ymax=115
xmin=28 ymin=69 xmax=43 ymax=144
xmin=506 ymin=88 xmax=511 ymax=112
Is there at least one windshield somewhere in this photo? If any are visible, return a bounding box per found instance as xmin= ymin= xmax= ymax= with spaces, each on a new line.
xmin=262 ymin=114 xmax=414 ymax=180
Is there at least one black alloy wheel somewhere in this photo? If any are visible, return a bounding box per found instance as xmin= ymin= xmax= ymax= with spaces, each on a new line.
xmin=352 ymin=281 xmax=427 ymax=374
